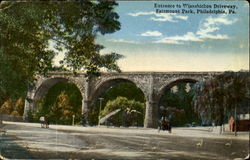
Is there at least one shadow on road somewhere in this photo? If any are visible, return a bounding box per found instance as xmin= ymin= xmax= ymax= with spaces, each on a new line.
xmin=0 ymin=134 xmax=33 ymax=159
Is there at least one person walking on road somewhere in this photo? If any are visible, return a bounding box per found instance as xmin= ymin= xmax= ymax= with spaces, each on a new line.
xmin=40 ymin=116 xmax=49 ymax=128
xmin=39 ymin=116 xmax=45 ymax=128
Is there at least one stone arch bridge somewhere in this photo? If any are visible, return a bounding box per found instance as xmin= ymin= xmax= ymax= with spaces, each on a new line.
xmin=24 ymin=71 xmax=220 ymax=128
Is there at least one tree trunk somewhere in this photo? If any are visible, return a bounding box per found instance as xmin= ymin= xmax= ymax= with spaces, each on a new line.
xmin=0 ymin=112 xmax=2 ymax=124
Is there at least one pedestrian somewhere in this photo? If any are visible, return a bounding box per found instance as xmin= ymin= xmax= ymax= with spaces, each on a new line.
xmin=166 ymin=117 xmax=172 ymax=133
xmin=39 ymin=116 xmax=45 ymax=128
xmin=159 ymin=116 xmax=168 ymax=132
xmin=162 ymin=117 xmax=171 ymax=133
xmin=45 ymin=115 xmax=49 ymax=128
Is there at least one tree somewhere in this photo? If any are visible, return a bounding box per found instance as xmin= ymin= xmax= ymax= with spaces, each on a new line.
xmin=161 ymin=83 xmax=200 ymax=126
xmin=193 ymin=71 xmax=249 ymax=133
xmin=0 ymin=99 xmax=13 ymax=115
xmin=50 ymin=91 xmax=71 ymax=124
xmin=89 ymin=82 xmax=145 ymax=125
xmin=0 ymin=1 xmax=122 ymax=105
xmin=0 ymin=98 xmax=24 ymax=116
xmin=102 ymin=82 xmax=145 ymax=105
xmin=34 ymin=82 xmax=82 ymax=125
xmin=14 ymin=98 xmax=25 ymax=116
xmin=42 ymin=91 xmax=80 ymax=125
xmin=100 ymin=97 xmax=145 ymax=126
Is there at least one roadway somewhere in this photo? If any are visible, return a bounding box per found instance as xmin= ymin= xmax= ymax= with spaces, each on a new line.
xmin=0 ymin=121 xmax=249 ymax=160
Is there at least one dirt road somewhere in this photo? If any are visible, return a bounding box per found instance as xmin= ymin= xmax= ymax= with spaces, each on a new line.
xmin=0 ymin=121 xmax=249 ymax=159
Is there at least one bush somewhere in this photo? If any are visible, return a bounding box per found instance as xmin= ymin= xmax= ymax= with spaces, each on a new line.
xmin=100 ymin=97 xmax=145 ymax=126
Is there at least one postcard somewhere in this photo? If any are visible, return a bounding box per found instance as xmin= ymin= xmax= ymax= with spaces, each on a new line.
xmin=0 ymin=1 xmax=249 ymax=160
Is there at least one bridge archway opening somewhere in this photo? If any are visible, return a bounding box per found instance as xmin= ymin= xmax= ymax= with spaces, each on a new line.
xmin=158 ymin=79 xmax=201 ymax=127
xmin=90 ymin=78 xmax=146 ymax=127
xmin=32 ymin=78 xmax=83 ymax=125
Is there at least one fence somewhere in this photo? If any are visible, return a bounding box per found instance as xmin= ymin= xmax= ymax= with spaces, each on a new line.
xmin=0 ymin=114 xmax=26 ymax=123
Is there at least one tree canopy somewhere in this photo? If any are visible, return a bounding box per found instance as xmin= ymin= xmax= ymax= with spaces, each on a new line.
xmin=100 ymin=96 xmax=145 ymax=126
xmin=0 ymin=98 xmax=24 ymax=116
xmin=89 ymin=82 xmax=145 ymax=125
xmin=34 ymin=82 xmax=82 ymax=125
xmin=32 ymin=81 xmax=145 ymax=125
xmin=193 ymin=71 xmax=249 ymax=126
xmin=161 ymin=83 xmax=200 ymax=126
xmin=102 ymin=82 xmax=145 ymax=105
xmin=0 ymin=1 xmax=122 ymax=104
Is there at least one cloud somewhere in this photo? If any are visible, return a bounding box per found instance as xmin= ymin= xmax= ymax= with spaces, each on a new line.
xmin=197 ymin=15 xmax=237 ymax=40
xmin=164 ymin=32 xmax=203 ymax=42
xmin=200 ymin=34 xmax=229 ymax=40
xmin=107 ymin=39 xmax=141 ymax=44
xmin=156 ymin=15 xmax=237 ymax=44
xmin=154 ymin=39 xmax=183 ymax=45
xmin=196 ymin=26 xmax=219 ymax=35
xmin=111 ymin=14 xmax=237 ymax=45
xmin=128 ymin=11 xmax=155 ymax=17
xmin=203 ymin=15 xmax=237 ymax=27
xmin=154 ymin=32 xmax=203 ymax=44
xmin=141 ymin=31 xmax=162 ymax=37
xmin=150 ymin=13 xmax=188 ymax=22
xmin=128 ymin=11 xmax=188 ymax=22
xmin=196 ymin=26 xmax=229 ymax=40
xmin=154 ymin=14 xmax=237 ymax=44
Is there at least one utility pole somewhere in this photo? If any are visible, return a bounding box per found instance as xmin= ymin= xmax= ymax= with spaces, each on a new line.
xmin=234 ymin=105 xmax=237 ymax=136
xmin=98 ymin=98 xmax=104 ymax=126
xmin=72 ymin=115 xmax=75 ymax=126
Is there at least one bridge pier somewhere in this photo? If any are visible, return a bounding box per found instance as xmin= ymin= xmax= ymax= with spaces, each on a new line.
xmin=144 ymin=74 xmax=158 ymax=128
xmin=23 ymin=97 xmax=34 ymax=121
xmin=144 ymin=100 xmax=158 ymax=128
xmin=82 ymin=100 xmax=91 ymax=125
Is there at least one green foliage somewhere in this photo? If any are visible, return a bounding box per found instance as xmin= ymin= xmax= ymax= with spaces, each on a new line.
xmin=49 ymin=91 xmax=80 ymax=125
xmin=0 ymin=98 xmax=24 ymax=116
xmin=193 ymin=71 xmax=249 ymax=125
xmin=89 ymin=82 xmax=145 ymax=125
xmin=14 ymin=98 xmax=25 ymax=116
xmin=161 ymin=83 xmax=200 ymax=126
xmin=0 ymin=1 xmax=122 ymax=104
xmin=0 ymin=51 xmax=28 ymax=103
xmin=34 ymin=82 xmax=82 ymax=125
xmin=100 ymin=96 xmax=145 ymax=126
xmin=0 ymin=2 xmax=54 ymax=103
xmin=0 ymin=99 xmax=13 ymax=114
xmin=103 ymin=82 xmax=145 ymax=104
xmin=10 ymin=110 xmax=19 ymax=116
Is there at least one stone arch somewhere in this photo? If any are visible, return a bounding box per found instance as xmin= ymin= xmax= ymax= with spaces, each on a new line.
xmin=155 ymin=78 xmax=199 ymax=121
xmin=158 ymin=78 xmax=199 ymax=98
xmin=24 ymin=76 xmax=85 ymax=118
xmin=88 ymin=77 xmax=147 ymax=126
xmin=90 ymin=77 xmax=147 ymax=103
xmin=33 ymin=77 xmax=84 ymax=101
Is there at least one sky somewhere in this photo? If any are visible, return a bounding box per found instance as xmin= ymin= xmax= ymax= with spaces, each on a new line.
xmin=55 ymin=1 xmax=249 ymax=72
